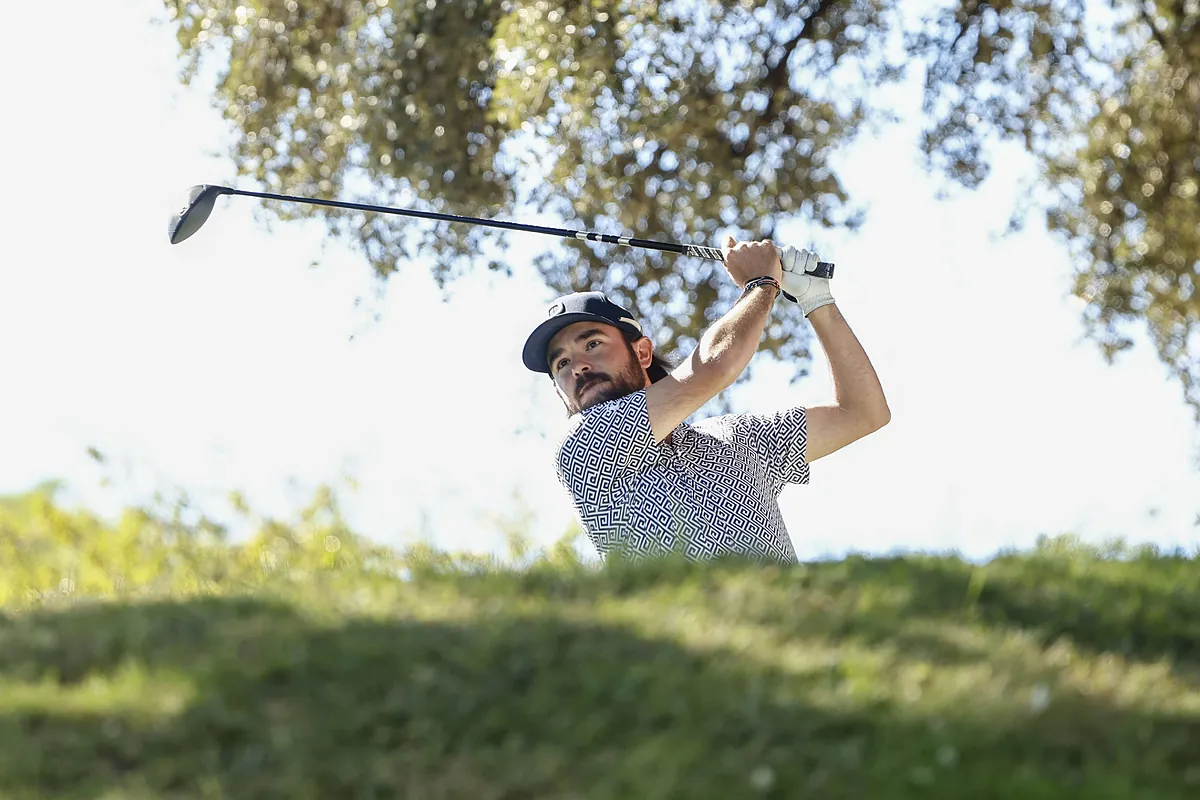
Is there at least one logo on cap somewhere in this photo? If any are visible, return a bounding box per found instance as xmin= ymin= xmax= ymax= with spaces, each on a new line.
xmin=548 ymin=302 xmax=565 ymax=316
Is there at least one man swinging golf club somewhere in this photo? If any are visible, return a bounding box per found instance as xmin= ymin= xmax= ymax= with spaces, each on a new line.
xmin=522 ymin=236 xmax=890 ymax=563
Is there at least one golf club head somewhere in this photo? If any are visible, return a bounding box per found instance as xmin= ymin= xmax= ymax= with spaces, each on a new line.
xmin=168 ymin=184 xmax=232 ymax=244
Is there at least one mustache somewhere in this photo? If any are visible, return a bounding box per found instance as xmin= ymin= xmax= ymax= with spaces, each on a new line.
xmin=576 ymin=373 xmax=610 ymax=398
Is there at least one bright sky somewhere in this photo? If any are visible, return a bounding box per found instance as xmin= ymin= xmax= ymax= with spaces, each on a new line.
xmin=2 ymin=0 xmax=1198 ymax=563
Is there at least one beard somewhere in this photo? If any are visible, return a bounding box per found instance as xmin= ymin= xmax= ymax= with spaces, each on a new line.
xmin=568 ymin=351 xmax=647 ymax=414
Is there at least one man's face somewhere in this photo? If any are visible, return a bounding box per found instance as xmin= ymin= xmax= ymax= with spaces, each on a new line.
xmin=547 ymin=321 xmax=650 ymax=415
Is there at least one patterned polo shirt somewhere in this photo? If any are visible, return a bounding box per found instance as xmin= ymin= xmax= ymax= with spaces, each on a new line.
xmin=555 ymin=387 xmax=809 ymax=563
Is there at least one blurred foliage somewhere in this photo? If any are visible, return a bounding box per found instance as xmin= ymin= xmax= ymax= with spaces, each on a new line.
xmin=911 ymin=0 xmax=1200 ymax=418
xmin=158 ymin=0 xmax=901 ymax=387
xmin=0 ymin=481 xmax=393 ymax=607
xmin=159 ymin=0 xmax=1199 ymax=417
xmin=3 ymin=483 xmax=1200 ymax=796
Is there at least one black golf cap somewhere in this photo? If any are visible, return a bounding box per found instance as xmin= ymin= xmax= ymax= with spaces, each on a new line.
xmin=522 ymin=291 xmax=670 ymax=382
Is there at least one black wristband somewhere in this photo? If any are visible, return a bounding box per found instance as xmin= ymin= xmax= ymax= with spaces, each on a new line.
xmin=742 ymin=276 xmax=781 ymax=296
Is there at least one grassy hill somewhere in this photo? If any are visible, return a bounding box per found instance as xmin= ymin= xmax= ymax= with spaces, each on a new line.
xmin=2 ymin=484 xmax=1200 ymax=798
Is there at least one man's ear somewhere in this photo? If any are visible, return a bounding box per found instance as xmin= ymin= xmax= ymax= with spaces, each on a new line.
xmin=633 ymin=336 xmax=654 ymax=370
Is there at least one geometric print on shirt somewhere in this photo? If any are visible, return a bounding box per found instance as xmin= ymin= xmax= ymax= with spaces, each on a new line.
xmin=555 ymin=388 xmax=810 ymax=563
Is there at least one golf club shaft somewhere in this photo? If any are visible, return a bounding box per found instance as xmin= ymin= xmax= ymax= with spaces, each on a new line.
xmin=222 ymin=187 xmax=835 ymax=277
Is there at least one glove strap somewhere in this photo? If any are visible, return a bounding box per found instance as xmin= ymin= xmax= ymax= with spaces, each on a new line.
xmin=742 ymin=276 xmax=781 ymax=298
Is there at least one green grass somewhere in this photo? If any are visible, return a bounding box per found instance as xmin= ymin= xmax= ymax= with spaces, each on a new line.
xmin=2 ymin=486 xmax=1200 ymax=798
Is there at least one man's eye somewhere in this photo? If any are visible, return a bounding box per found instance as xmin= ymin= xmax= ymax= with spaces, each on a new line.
xmin=587 ymin=340 xmax=600 ymax=348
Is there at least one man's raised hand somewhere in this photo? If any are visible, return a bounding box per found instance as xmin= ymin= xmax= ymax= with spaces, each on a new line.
xmin=778 ymin=244 xmax=835 ymax=317
xmin=722 ymin=237 xmax=784 ymax=290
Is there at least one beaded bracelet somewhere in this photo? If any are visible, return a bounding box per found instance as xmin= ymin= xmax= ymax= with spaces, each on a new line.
xmin=742 ymin=275 xmax=781 ymax=296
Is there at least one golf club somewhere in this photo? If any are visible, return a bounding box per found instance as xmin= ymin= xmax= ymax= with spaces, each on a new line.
xmin=168 ymin=184 xmax=835 ymax=281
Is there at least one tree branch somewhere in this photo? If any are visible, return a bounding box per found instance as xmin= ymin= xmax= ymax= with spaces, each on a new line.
xmin=736 ymin=0 xmax=838 ymax=161
xmin=1137 ymin=4 xmax=1171 ymax=53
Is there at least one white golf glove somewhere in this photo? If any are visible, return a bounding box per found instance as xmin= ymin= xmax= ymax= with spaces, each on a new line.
xmin=778 ymin=244 xmax=835 ymax=317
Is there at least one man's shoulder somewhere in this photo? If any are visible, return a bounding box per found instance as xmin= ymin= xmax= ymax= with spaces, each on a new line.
xmin=688 ymin=410 xmax=752 ymax=438
xmin=692 ymin=406 xmax=807 ymax=430
xmin=687 ymin=407 xmax=808 ymax=449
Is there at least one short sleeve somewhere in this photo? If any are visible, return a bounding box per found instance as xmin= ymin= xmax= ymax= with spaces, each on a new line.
xmin=555 ymin=389 xmax=661 ymax=504
xmin=697 ymin=406 xmax=810 ymax=486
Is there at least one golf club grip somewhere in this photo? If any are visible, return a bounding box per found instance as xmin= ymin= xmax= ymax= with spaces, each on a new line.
xmin=683 ymin=244 xmax=835 ymax=280
xmin=807 ymin=261 xmax=835 ymax=279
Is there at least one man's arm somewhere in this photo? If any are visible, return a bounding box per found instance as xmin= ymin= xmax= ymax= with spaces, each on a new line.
xmin=802 ymin=303 xmax=890 ymax=462
xmin=643 ymin=238 xmax=782 ymax=443
xmin=644 ymin=283 xmax=779 ymax=443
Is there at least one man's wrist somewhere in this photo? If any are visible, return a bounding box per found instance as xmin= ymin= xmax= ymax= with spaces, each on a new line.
xmin=741 ymin=275 xmax=782 ymax=298
xmin=799 ymin=293 xmax=835 ymax=317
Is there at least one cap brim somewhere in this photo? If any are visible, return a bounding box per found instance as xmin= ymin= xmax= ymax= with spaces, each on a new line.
xmin=522 ymin=313 xmax=631 ymax=374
